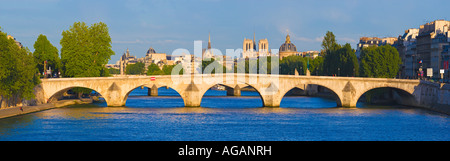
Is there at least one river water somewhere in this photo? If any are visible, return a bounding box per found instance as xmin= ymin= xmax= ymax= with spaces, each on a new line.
xmin=0 ymin=87 xmax=448 ymax=141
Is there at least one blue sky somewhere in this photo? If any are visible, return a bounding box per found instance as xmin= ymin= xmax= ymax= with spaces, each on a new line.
xmin=1 ymin=0 xmax=449 ymax=64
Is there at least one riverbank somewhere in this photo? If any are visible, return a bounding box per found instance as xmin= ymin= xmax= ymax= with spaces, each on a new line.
xmin=0 ymin=98 xmax=93 ymax=119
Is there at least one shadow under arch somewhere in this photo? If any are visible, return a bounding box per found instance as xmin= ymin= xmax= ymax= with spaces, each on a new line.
xmin=356 ymin=87 xmax=418 ymax=108
xmin=280 ymin=85 xmax=342 ymax=108
xmin=122 ymin=84 xmax=185 ymax=108
xmin=47 ymin=86 xmax=106 ymax=107
xmin=200 ymin=84 xmax=264 ymax=108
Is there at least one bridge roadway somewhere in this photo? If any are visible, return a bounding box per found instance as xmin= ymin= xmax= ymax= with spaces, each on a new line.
xmin=40 ymin=74 xmax=423 ymax=108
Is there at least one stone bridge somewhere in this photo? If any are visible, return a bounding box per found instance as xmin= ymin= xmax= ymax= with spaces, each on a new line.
xmin=39 ymin=74 xmax=431 ymax=108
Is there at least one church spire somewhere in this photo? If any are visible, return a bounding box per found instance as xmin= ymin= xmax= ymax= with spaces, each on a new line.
xmin=208 ymin=32 xmax=211 ymax=49
xmin=253 ymin=32 xmax=256 ymax=50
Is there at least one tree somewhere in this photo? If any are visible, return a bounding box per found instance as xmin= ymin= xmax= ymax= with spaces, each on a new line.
xmin=338 ymin=43 xmax=359 ymax=77
xmin=0 ymin=29 xmax=40 ymax=106
xmin=162 ymin=64 xmax=183 ymax=75
xmin=280 ymin=55 xmax=307 ymax=75
xmin=147 ymin=63 xmax=163 ymax=75
xmin=321 ymin=31 xmax=337 ymax=56
xmin=60 ymin=22 xmax=114 ymax=78
xmin=60 ymin=22 xmax=114 ymax=97
xmin=126 ymin=62 xmax=145 ymax=75
xmin=360 ymin=45 xmax=402 ymax=78
xmin=201 ymin=58 xmax=226 ymax=74
xmin=234 ymin=56 xmax=277 ymax=74
xmin=33 ymin=34 xmax=60 ymax=76
xmin=108 ymin=68 xmax=120 ymax=74
xmin=321 ymin=31 xmax=358 ymax=77
xmin=307 ymin=56 xmax=324 ymax=76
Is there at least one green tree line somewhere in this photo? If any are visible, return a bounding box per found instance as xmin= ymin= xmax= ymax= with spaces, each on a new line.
xmin=278 ymin=31 xmax=401 ymax=78
xmin=0 ymin=27 xmax=41 ymax=107
xmin=125 ymin=62 xmax=184 ymax=75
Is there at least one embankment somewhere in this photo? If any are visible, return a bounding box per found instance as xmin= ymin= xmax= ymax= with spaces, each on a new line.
xmin=0 ymin=98 xmax=93 ymax=119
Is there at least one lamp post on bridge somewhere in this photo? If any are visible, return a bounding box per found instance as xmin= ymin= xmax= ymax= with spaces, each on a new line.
xmin=338 ymin=68 xmax=340 ymax=77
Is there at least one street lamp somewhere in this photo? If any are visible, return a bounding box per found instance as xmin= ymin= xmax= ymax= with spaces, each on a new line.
xmin=353 ymin=68 xmax=355 ymax=77
xmin=338 ymin=68 xmax=340 ymax=77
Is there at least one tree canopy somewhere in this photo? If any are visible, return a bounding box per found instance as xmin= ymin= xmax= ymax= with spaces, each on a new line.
xmin=321 ymin=31 xmax=338 ymax=56
xmin=60 ymin=22 xmax=114 ymax=78
xmin=147 ymin=63 xmax=163 ymax=75
xmin=201 ymin=58 xmax=226 ymax=74
xmin=33 ymin=34 xmax=60 ymax=75
xmin=321 ymin=31 xmax=359 ymax=77
xmin=359 ymin=45 xmax=402 ymax=78
xmin=0 ymin=30 xmax=40 ymax=106
xmin=126 ymin=62 xmax=146 ymax=75
xmin=280 ymin=55 xmax=307 ymax=75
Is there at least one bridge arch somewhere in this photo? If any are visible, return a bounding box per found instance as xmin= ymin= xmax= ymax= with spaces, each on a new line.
xmin=122 ymin=84 xmax=185 ymax=107
xmin=355 ymin=86 xmax=418 ymax=107
xmin=280 ymin=84 xmax=343 ymax=107
xmin=46 ymin=86 xmax=106 ymax=105
xmin=200 ymin=83 xmax=264 ymax=107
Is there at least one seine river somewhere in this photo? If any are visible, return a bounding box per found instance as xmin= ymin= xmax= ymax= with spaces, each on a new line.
xmin=0 ymin=88 xmax=448 ymax=141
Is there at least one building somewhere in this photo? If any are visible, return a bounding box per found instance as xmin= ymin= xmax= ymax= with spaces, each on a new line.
xmin=442 ymin=45 xmax=450 ymax=81
xmin=396 ymin=28 xmax=419 ymax=78
xmin=202 ymin=33 xmax=214 ymax=59
xmin=416 ymin=20 xmax=450 ymax=78
xmin=278 ymin=34 xmax=298 ymax=60
xmin=242 ymin=36 xmax=256 ymax=58
xmin=118 ymin=48 xmax=137 ymax=75
xmin=241 ymin=33 xmax=271 ymax=59
xmin=355 ymin=37 xmax=398 ymax=58
xmin=117 ymin=47 xmax=170 ymax=75
xmin=142 ymin=47 xmax=167 ymax=68
xmin=301 ymin=51 xmax=320 ymax=59
xmin=7 ymin=35 xmax=23 ymax=48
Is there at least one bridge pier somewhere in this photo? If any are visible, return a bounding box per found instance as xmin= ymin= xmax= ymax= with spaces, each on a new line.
xmin=39 ymin=74 xmax=423 ymax=110
xmin=179 ymin=81 xmax=203 ymax=107
xmin=147 ymin=85 xmax=158 ymax=96
xmin=260 ymin=94 xmax=282 ymax=107
xmin=226 ymin=85 xmax=241 ymax=96
xmin=340 ymin=81 xmax=357 ymax=108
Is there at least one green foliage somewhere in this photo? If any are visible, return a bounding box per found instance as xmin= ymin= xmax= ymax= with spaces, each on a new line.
xmin=146 ymin=63 xmax=183 ymax=75
xmin=147 ymin=63 xmax=163 ymax=75
xmin=360 ymin=45 xmax=402 ymax=78
xmin=280 ymin=55 xmax=307 ymax=75
xmin=162 ymin=64 xmax=183 ymax=75
xmin=321 ymin=31 xmax=358 ymax=77
xmin=126 ymin=62 xmax=145 ymax=75
xmin=108 ymin=68 xmax=120 ymax=74
xmin=307 ymin=56 xmax=324 ymax=75
xmin=0 ymin=31 xmax=40 ymax=105
xmin=60 ymin=22 xmax=114 ymax=78
xmin=321 ymin=31 xmax=337 ymax=56
xmin=337 ymin=43 xmax=358 ymax=76
xmin=234 ymin=56 xmax=277 ymax=74
xmin=33 ymin=34 xmax=60 ymax=75
xmin=201 ymin=58 xmax=226 ymax=74
xmin=71 ymin=87 xmax=93 ymax=98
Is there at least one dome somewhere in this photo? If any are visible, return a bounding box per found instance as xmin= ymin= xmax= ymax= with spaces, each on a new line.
xmin=147 ymin=47 xmax=156 ymax=55
xmin=279 ymin=34 xmax=297 ymax=52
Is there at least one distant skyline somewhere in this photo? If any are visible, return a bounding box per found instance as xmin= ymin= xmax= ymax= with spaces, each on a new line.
xmin=1 ymin=0 xmax=449 ymax=64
